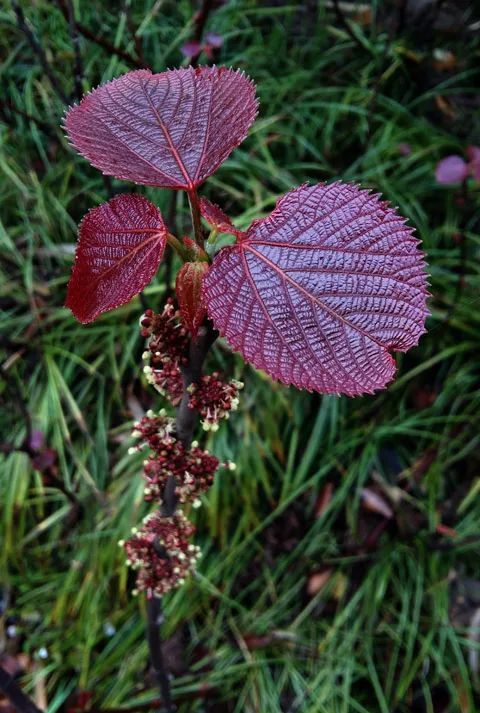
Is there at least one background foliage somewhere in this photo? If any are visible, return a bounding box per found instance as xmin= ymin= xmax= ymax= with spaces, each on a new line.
xmin=1 ymin=1 xmax=479 ymax=711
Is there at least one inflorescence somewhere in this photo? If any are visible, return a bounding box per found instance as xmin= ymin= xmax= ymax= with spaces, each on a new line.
xmin=122 ymin=301 xmax=241 ymax=598
xmin=121 ymin=511 xmax=200 ymax=596
xmin=130 ymin=409 xmax=224 ymax=504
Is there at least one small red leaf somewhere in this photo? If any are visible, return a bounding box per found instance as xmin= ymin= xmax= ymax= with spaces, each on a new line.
xmin=204 ymin=182 xmax=428 ymax=396
xmin=66 ymin=194 xmax=166 ymax=323
xmin=176 ymin=261 xmax=210 ymax=337
xmin=64 ymin=67 xmax=258 ymax=190
xmin=199 ymin=197 xmax=244 ymax=237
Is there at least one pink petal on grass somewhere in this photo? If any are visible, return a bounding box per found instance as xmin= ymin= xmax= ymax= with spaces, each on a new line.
xmin=435 ymin=155 xmax=469 ymax=185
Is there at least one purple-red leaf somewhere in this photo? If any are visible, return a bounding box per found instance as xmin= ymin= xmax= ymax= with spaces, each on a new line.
xmin=200 ymin=197 xmax=244 ymax=237
xmin=203 ymin=182 xmax=428 ymax=396
xmin=176 ymin=261 xmax=210 ymax=338
xmin=435 ymin=155 xmax=468 ymax=185
xmin=66 ymin=194 xmax=166 ymax=323
xmin=64 ymin=67 xmax=258 ymax=190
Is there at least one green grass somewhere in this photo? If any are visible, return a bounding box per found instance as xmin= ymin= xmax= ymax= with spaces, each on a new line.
xmin=1 ymin=1 xmax=480 ymax=711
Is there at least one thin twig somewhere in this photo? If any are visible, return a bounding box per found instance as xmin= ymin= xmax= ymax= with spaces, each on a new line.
xmin=0 ymin=667 xmax=43 ymax=713
xmin=11 ymin=0 xmax=69 ymax=104
xmin=192 ymin=0 xmax=216 ymax=42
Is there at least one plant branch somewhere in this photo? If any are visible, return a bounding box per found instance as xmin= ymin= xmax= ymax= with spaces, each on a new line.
xmin=0 ymin=667 xmax=43 ymax=713
xmin=175 ymin=320 xmax=218 ymax=451
xmin=147 ymin=320 xmax=217 ymax=710
xmin=192 ymin=0 xmax=216 ymax=42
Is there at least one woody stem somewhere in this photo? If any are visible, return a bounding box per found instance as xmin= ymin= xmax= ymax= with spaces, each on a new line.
xmin=147 ymin=321 xmax=217 ymax=712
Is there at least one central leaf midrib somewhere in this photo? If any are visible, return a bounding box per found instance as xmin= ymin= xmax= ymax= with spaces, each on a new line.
xmin=88 ymin=231 xmax=165 ymax=291
xmin=245 ymin=244 xmax=387 ymax=350
xmin=141 ymin=79 xmax=194 ymax=189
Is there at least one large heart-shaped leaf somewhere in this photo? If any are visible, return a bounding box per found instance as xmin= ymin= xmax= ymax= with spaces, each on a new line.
xmin=66 ymin=194 xmax=167 ymax=323
xmin=203 ymin=182 xmax=428 ymax=396
xmin=64 ymin=67 xmax=258 ymax=190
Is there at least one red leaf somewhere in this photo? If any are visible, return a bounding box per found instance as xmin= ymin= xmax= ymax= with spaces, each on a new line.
xmin=64 ymin=67 xmax=258 ymax=190
xmin=199 ymin=197 xmax=244 ymax=237
xmin=203 ymin=182 xmax=428 ymax=395
xmin=176 ymin=261 xmax=210 ymax=337
xmin=66 ymin=194 xmax=166 ymax=323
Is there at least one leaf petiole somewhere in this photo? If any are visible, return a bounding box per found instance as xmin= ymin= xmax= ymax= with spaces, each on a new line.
xmin=187 ymin=189 xmax=204 ymax=248
xmin=207 ymin=228 xmax=219 ymax=245
xmin=166 ymin=232 xmax=190 ymax=261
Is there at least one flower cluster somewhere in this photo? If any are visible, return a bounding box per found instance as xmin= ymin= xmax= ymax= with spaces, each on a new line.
xmin=188 ymin=373 xmax=244 ymax=431
xmin=141 ymin=301 xmax=188 ymax=406
xmin=121 ymin=511 xmax=200 ymax=597
xmin=143 ymin=441 xmax=221 ymax=505
xmin=130 ymin=410 xmax=225 ymax=504
xmin=123 ymin=299 xmax=241 ymax=597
